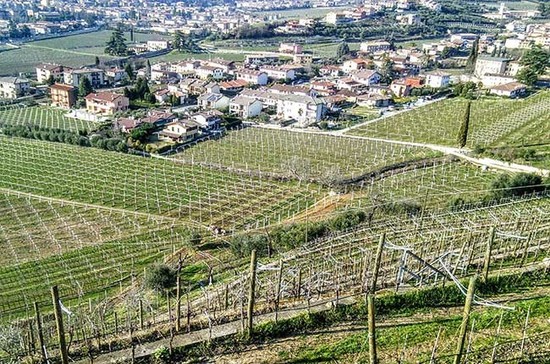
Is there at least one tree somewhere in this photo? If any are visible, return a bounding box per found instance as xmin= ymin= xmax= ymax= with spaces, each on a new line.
xmin=490 ymin=173 xmax=546 ymax=200
xmin=145 ymin=264 xmax=176 ymax=292
xmin=379 ymin=57 xmax=395 ymax=83
xmin=95 ymin=56 xmax=100 ymax=66
xmin=105 ymin=27 xmax=128 ymax=56
xmin=520 ymin=45 xmax=550 ymax=75
xmin=466 ymin=37 xmax=479 ymax=71
xmin=336 ymin=41 xmax=350 ymax=58
xmin=125 ymin=63 xmax=135 ymax=81
xmin=516 ymin=66 xmax=538 ymax=86
xmin=457 ymin=100 xmax=471 ymax=148
xmin=78 ymin=77 xmax=93 ymax=97
xmin=46 ymin=75 xmax=55 ymax=86
xmin=173 ymin=30 xmax=184 ymax=51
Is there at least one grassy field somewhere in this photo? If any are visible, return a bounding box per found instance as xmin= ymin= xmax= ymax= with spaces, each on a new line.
xmin=171 ymin=127 xmax=439 ymax=180
xmin=0 ymin=106 xmax=97 ymax=132
xmin=0 ymin=31 xmax=170 ymax=76
xmin=346 ymin=91 xmax=550 ymax=148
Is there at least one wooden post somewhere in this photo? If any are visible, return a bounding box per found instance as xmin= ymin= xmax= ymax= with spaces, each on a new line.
xmin=186 ymin=285 xmax=191 ymax=333
xmin=34 ymin=302 xmax=47 ymax=360
xmin=482 ymin=228 xmax=495 ymax=283
xmin=275 ymin=259 xmax=283 ymax=322
xmin=176 ymin=274 xmax=182 ymax=332
xmin=114 ymin=312 xmax=119 ymax=334
xmin=246 ymin=249 xmax=257 ymax=336
xmin=51 ymin=286 xmax=69 ymax=364
xmin=453 ymin=275 xmax=477 ymax=364
xmin=139 ymin=300 xmax=144 ymax=330
xmin=296 ymin=268 xmax=302 ymax=300
xmin=520 ymin=232 xmax=533 ymax=267
xmin=370 ymin=233 xmax=386 ymax=294
xmin=367 ymin=294 xmax=377 ymax=364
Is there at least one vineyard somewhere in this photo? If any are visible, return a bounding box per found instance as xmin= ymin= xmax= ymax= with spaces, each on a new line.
xmin=172 ymin=127 xmax=439 ymax=180
xmin=0 ymin=106 xmax=97 ymax=132
xmin=0 ymin=90 xmax=549 ymax=363
xmin=346 ymin=91 xmax=550 ymax=149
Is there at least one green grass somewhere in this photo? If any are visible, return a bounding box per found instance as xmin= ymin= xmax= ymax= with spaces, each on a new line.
xmin=0 ymin=106 xmax=97 ymax=132
xmin=171 ymin=127 xmax=439 ymax=180
xmin=0 ymin=31 xmax=170 ymax=75
xmin=346 ymin=91 xmax=550 ymax=148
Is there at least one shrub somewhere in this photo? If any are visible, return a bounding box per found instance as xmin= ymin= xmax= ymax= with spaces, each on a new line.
xmin=146 ymin=264 xmax=177 ymax=292
xmin=490 ymin=173 xmax=546 ymax=201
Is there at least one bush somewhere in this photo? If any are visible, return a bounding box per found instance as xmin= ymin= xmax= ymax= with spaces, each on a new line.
xmin=490 ymin=173 xmax=546 ymax=201
xmin=146 ymin=264 xmax=177 ymax=292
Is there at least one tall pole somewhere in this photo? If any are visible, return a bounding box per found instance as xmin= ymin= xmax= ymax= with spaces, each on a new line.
xmin=34 ymin=302 xmax=47 ymax=360
xmin=482 ymin=228 xmax=495 ymax=283
xmin=367 ymin=294 xmax=377 ymax=364
xmin=176 ymin=273 xmax=182 ymax=332
xmin=454 ymin=275 xmax=477 ymax=364
xmin=370 ymin=233 xmax=386 ymax=294
xmin=51 ymin=286 xmax=69 ymax=364
xmin=247 ymin=249 xmax=257 ymax=336
xmin=275 ymin=259 xmax=283 ymax=322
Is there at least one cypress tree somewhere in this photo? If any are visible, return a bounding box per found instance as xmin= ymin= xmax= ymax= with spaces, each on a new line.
xmin=457 ymin=101 xmax=471 ymax=148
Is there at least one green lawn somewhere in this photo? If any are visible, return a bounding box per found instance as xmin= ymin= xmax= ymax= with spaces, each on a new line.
xmin=0 ymin=31 xmax=170 ymax=75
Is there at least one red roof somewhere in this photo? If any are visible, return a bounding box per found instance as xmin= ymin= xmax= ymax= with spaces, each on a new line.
xmin=50 ymin=83 xmax=76 ymax=91
xmin=85 ymin=92 xmax=125 ymax=102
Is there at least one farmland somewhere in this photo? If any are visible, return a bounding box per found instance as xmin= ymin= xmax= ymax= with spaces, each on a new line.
xmin=0 ymin=31 xmax=170 ymax=75
xmin=0 ymin=135 xmax=319 ymax=228
xmin=0 ymin=106 xmax=97 ymax=132
xmin=172 ymin=127 xmax=440 ymax=180
xmin=346 ymin=91 xmax=550 ymax=149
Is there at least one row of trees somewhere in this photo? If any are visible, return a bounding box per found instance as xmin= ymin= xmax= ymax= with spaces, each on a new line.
xmin=0 ymin=124 xmax=128 ymax=153
xmin=517 ymin=45 xmax=550 ymax=86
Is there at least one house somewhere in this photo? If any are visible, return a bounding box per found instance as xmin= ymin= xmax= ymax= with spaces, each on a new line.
xmin=390 ymin=79 xmax=411 ymax=97
xmin=104 ymin=67 xmax=128 ymax=84
xmin=341 ymin=59 xmax=369 ymax=74
xmin=154 ymin=88 xmax=172 ymax=104
xmin=489 ymin=82 xmax=527 ymax=98
xmin=356 ymin=93 xmax=392 ymax=108
xmin=319 ymin=65 xmax=341 ymax=77
xmin=325 ymin=12 xmax=347 ymax=25
xmin=360 ymin=40 xmax=392 ymax=54
xmin=474 ymin=56 xmax=510 ymax=77
xmin=234 ymin=69 xmax=269 ymax=86
xmin=158 ymin=120 xmax=199 ymax=142
xmin=277 ymin=94 xmax=324 ymax=125
xmin=116 ymin=117 xmax=143 ymax=133
xmin=311 ymin=81 xmax=337 ymax=96
xmin=36 ymin=63 xmax=66 ymax=83
xmin=85 ymin=92 xmax=129 ymax=115
xmin=336 ymin=78 xmax=364 ymax=92
xmin=0 ymin=77 xmax=30 ymax=99
xmin=293 ymin=53 xmax=313 ymax=65
xmin=244 ymin=54 xmax=279 ymax=66
xmin=205 ymin=59 xmax=236 ymax=73
xmin=64 ymin=68 xmax=105 ymax=88
xmin=195 ymin=66 xmax=224 ymax=80
xmin=198 ymin=92 xmax=230 ymax=110
xmin=142 ymin=110 xmax=177 ymax=126
xmin=192 ymin=111 xmax=223 ymax=130
xmin=260 ymin=65 xmax=297 ymax=81
xmin=279 ymin=43 xmax=303 ymax=54
xmin=351 ymin=70 xmax=382 ymax=86
xmin=50 ymin=83 xmax=76 ymax=108
xmin=425 ymin=71 xmax=451 ymax=88
xmin=220 ymin=79 xmax=249 ymax=93
xmin=229 ymin=96 xmax=263 ymax=119
xmin=404 ymin=76 xmax=424 ymax=88
xmin=480 ymin=74 xmax=517 ymax=88
xmin=270 ymin=84 xmax=314 ymax=97
xmin=147 ymin=40 xmax=171 ymax=51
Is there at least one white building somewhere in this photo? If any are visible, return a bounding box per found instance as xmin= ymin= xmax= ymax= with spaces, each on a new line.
xmin=0 ymin=77 xmax=30 ymax=99
xmin=351 ymin=70 xmax=382 ymax=86
xmin=425 ymin=71 xmax=451 ymax=88
xmin=197 ymin=92 xmax=230 ymax=110
xmin=64 ymin=68 xmax=105 ymax=88
xmin=229 ymin=96 xmax=263 ymax=119
xmin=234 ymin=69 xmax=269 ymax=85
xmin=260 ymin=66 xmax=297 ymax=81
xmin=360 ymin=40 xmax=392 ymax=54
xmin=474 ymin=56 xmax=510 ymax=77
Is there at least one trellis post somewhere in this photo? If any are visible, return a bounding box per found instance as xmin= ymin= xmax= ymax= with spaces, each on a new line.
xmin=176 ymin=274 xmax=182 ymax=332
xmin=453 ymin=275 xmax=476 ymax=364
xmin=367 ymin=294 xmax=377 ymax=364
xmin=370 ymin=233 xmax=386 ymax=295
xmin=482 ymin=228 xmax=495 ymax=283
xmin=275 ymin=259 xmax=283 ymax=322
xmin=247 ymin=249 xmax=257 ymax=336
xmin=51 ymin=286 xmax=69 ymax=364
xmin=34 ymin=302 xmax=47 ymax=360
